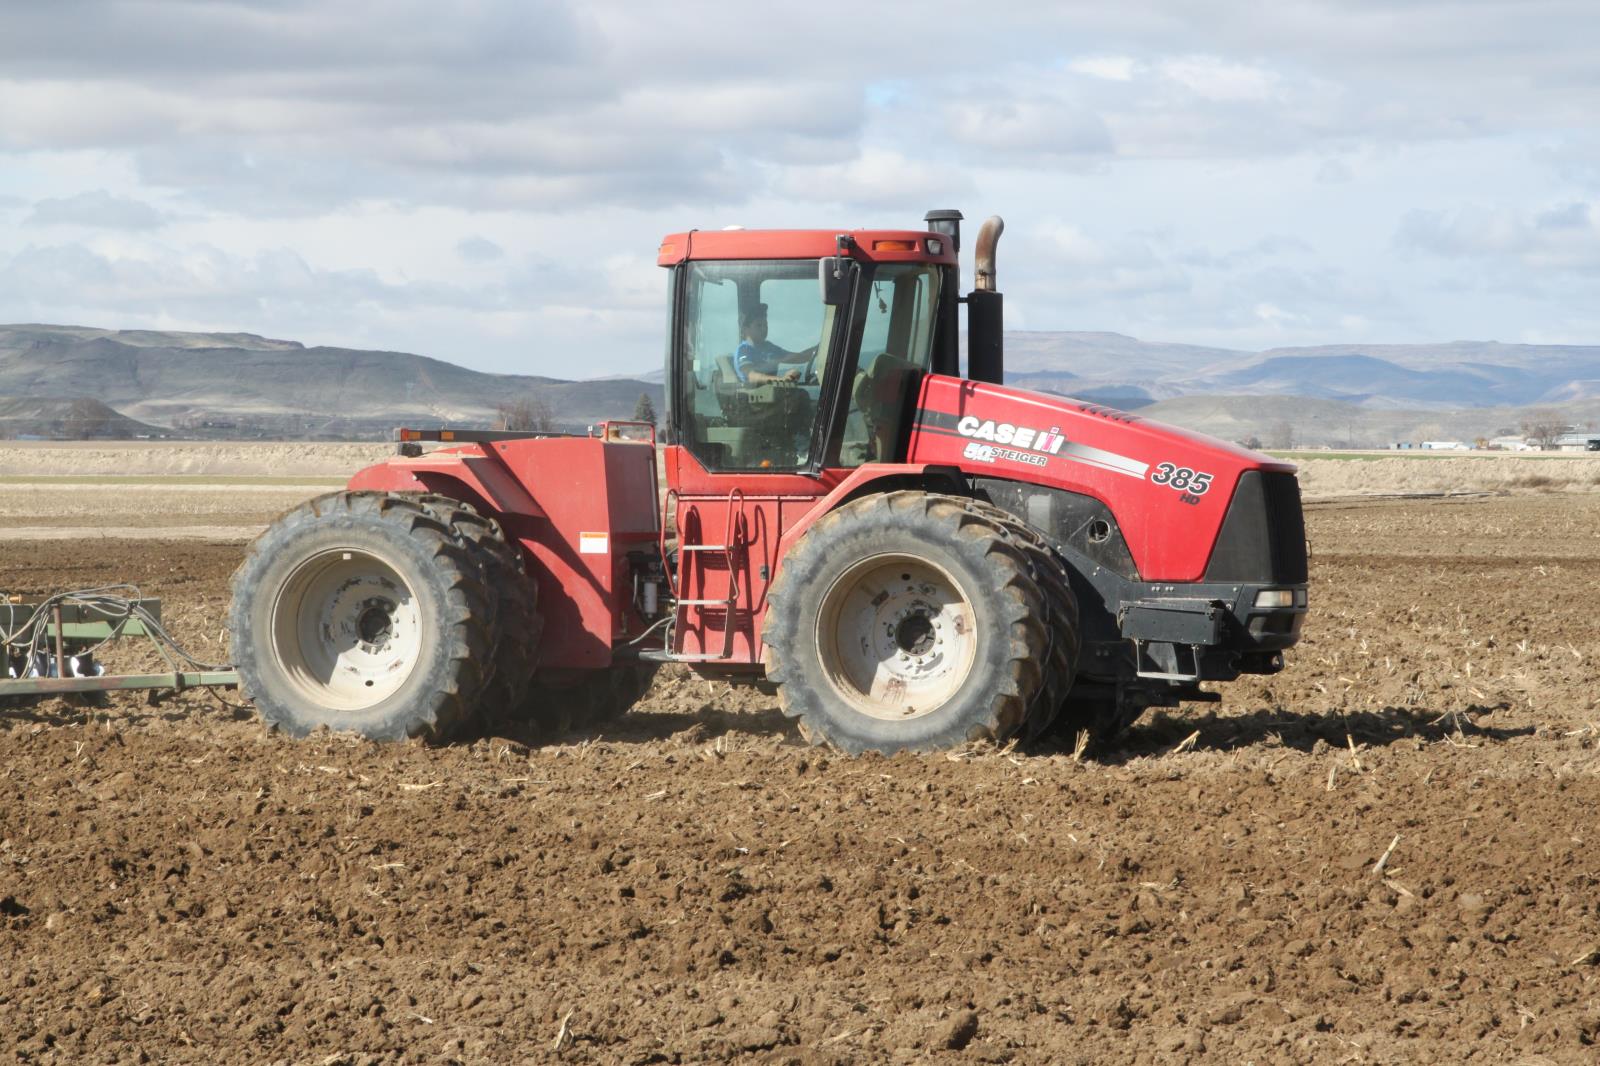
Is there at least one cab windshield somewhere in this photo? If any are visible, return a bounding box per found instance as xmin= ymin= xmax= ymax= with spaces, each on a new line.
xmin=676 ymin=258 xmax=940 ymax=471
xmin=677 ymin=259 xmax=837 ymax=470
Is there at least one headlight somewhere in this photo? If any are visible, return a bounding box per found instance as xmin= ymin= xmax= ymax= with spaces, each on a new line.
xmin=1254 ymin=589 xmax=1294 ymax=608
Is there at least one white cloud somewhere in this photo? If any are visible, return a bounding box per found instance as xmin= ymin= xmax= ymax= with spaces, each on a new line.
xmin=456 ymin=236 xmax=504 ymax=262
xmin=1397 ymin=202 xmax=1600 ymax=274
xmin=945 ymin=97 xmax=1114 ymax=160
xmin=1159 ymin=57 xmax=1280 ymax=102
xmin=769 ymin=150 xmax=976 ymax=211
xmin=1068 ymin=56 xmax=1138 ymax=82
xmin=24 ymin=190 xmax=167 ymax=230
xmin=1316 ymin=157 xmax=1354 ymax=184
xmin=1029 ymin=223 xmax=1190 ymax=298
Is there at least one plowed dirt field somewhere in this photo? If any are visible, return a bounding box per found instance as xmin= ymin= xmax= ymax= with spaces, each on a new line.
xmin=4 ymin=494 xmax=1600 ymax=1064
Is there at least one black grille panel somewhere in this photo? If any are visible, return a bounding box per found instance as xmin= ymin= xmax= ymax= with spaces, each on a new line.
xmin=1204 ymin=471 xmax=1308 ymax=584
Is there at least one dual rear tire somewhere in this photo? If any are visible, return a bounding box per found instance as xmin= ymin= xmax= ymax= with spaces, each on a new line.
xmin=230 ymin=493 xmax=492 ymax=739
xmin=229 ymin=491 xmax=542 ymax=741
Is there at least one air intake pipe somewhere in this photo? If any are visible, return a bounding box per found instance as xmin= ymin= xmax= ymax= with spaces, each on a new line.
xmin=967 ymin=215 xmax=1004 ymax=385
xmin=925 ymin=210 xmax=961 ymax=376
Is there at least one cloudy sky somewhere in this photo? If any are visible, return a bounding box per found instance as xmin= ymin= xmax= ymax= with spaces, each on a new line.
xmin=2 ymin=1 xmax=1597 ymax=377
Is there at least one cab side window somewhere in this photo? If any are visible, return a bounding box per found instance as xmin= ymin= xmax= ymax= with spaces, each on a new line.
xmin=839 ymin=264 xmax=939 ymax=466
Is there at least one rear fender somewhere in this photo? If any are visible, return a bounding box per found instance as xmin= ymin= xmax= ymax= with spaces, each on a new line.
xmin=346 ymin=448 xmax=545 ymax=519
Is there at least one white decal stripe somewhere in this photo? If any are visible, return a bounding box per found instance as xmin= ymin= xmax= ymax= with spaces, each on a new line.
xmin=1061 ymin=452 xmax=1148 ymax=479
xmin=1061 ymin=442 xmax=1149 ymax=478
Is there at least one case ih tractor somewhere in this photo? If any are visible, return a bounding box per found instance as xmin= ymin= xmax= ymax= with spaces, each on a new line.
xmin=228 ymin=210 xmax=1308 ymax=753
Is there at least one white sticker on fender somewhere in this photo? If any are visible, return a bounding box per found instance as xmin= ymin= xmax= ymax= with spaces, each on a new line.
xmin=579 ymin=532 xmax=609 ymax=555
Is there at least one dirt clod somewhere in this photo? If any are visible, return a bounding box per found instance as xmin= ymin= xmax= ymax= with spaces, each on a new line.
xmin=942 ymin=1009 xmax=980 ymax=1050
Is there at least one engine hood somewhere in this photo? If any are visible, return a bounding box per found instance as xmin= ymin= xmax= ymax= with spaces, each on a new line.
xmin=907 ymin=375 xmax=1298 ymax=581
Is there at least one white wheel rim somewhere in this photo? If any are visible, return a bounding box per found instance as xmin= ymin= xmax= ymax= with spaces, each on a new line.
xmin=815 ymin=554 xmax=978 ymax=721
xmin=269 ymin=547 xmax=423 ymax=712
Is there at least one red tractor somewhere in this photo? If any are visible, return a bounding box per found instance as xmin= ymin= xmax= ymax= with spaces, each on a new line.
xmin=229 ymin=210 xmax=1308 ymax=753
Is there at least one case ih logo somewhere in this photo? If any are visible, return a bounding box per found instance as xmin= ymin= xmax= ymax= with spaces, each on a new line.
xmin=956 ymin=416 xmax=1066 ymax=467
xmin=939 ymin=411 xmax=1151 ymax=480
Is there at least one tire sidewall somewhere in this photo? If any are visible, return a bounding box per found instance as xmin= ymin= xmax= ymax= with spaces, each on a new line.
xmin=231 ymin=509 xmax=457 ymax=739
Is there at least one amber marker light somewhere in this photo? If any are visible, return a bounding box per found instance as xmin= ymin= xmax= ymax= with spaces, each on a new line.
xmin=872 ymin=239 xmax=917 ymax=252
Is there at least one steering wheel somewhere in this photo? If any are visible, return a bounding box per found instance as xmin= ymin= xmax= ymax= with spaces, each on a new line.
xmin=797 ymin=344 xmax=820 ymax=385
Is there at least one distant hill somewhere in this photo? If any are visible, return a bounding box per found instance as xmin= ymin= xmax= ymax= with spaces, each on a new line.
xmin=1004 ymin=332 xmax=1600 ymax=411
xmin=1005 ymin=331 xmax=1238 ymax=383
xmin=0 ymin=396 xmax=165 ymax=440
xmin=1137 ymin=394 xmax=1600 ymax=450
xmin=0 ymin=325 xmax=663 ymax=437
xmin=998 ymin=332 xmax=1600 ymax=445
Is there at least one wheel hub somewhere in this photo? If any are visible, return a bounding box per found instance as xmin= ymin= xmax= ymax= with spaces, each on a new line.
xmin=271 ymin=548 xmax=424 ymax=712
xmin=816 ymin=555 xmax=978 ymax=721
xmin=894 ymin=613 xmax=936 ymax=657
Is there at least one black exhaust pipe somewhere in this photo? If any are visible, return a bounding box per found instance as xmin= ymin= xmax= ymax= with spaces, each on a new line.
xmin=967 ymin=215 xmax=1004 ymax=385
xmin=925 ymin=210 xmax=963 ymax=377
xmin=924 ymin=208 xmax=963 ymax=252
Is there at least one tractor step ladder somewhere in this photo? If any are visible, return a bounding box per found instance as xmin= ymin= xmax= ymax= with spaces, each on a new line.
xmin=663 ymin=488 xmax=745 ymax=662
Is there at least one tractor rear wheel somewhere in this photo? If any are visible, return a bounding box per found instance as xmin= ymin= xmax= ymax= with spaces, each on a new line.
xmin=416 ymin=495 xmax=542 ymax=718
xmin=762 ymin=490 xmax=1048 ymax=754
xmin=229 ymin=491 xmax=495 ymax=740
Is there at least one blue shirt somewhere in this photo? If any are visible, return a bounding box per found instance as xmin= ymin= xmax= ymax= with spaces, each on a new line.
xmin=733 ymin=339 xmax=788 ymax=383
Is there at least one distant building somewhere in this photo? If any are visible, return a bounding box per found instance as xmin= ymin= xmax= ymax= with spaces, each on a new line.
xmin=1553 ymin=432 xmax=1600 ymax=452
xmin=1489 ymin=436 xmax=1537 ymax=451
xmin=1420 ymin=440 xmax=1470 ymax=450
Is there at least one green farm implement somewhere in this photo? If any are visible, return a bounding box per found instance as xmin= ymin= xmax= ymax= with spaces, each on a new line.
xmin=1 ymin=587 xmax=239 ymax=701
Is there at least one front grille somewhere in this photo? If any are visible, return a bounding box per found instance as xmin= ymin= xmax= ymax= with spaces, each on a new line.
xmin=1204 ymin=471 xmax=1308 ymax=584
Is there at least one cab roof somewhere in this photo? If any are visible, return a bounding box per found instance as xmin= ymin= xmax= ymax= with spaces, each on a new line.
xmin=656 ymin=228 xmax=957 ymax=267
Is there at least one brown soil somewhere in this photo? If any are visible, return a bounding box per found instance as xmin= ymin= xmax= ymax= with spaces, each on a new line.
xmin=4 ymin=496 xmax=1600 ymax=1064
xmin=1297 ymin=454 xmax=1600 ymax=498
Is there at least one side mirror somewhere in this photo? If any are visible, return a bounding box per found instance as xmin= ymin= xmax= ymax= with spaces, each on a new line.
xmin=819 ymin=257 xmax=852 ymax=305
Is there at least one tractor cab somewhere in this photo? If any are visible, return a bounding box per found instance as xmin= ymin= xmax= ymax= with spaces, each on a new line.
xmin=659 ymin=225 xmax=959 ymax=475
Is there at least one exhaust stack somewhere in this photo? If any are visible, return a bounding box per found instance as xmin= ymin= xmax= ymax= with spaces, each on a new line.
xmin=967 ymin=215 xmax=1004 ymax=385
xmin=924 ymin=208 xmax=963 ymax=253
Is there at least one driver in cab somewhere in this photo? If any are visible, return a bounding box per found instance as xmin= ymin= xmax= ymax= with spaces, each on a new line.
xmin=734 ymin=304 xmax=810 ymax=384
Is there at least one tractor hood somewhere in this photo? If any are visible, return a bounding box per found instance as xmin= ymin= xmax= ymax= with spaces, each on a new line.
xmin=908 ymin=375 xmax=1300 ymax=582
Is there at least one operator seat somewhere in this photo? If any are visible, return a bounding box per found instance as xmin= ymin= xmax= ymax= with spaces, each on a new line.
xmin=842 ymin=353 xmax=919 ymax=464
xmin=705 ymin=352 xmax=755 ymax=465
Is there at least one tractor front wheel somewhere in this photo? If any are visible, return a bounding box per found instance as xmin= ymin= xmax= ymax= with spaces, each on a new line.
xmin=762 ymin=491 xmax=1047 ymax=754
xmin=229 ymin=491 xmax=495 ymax=740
